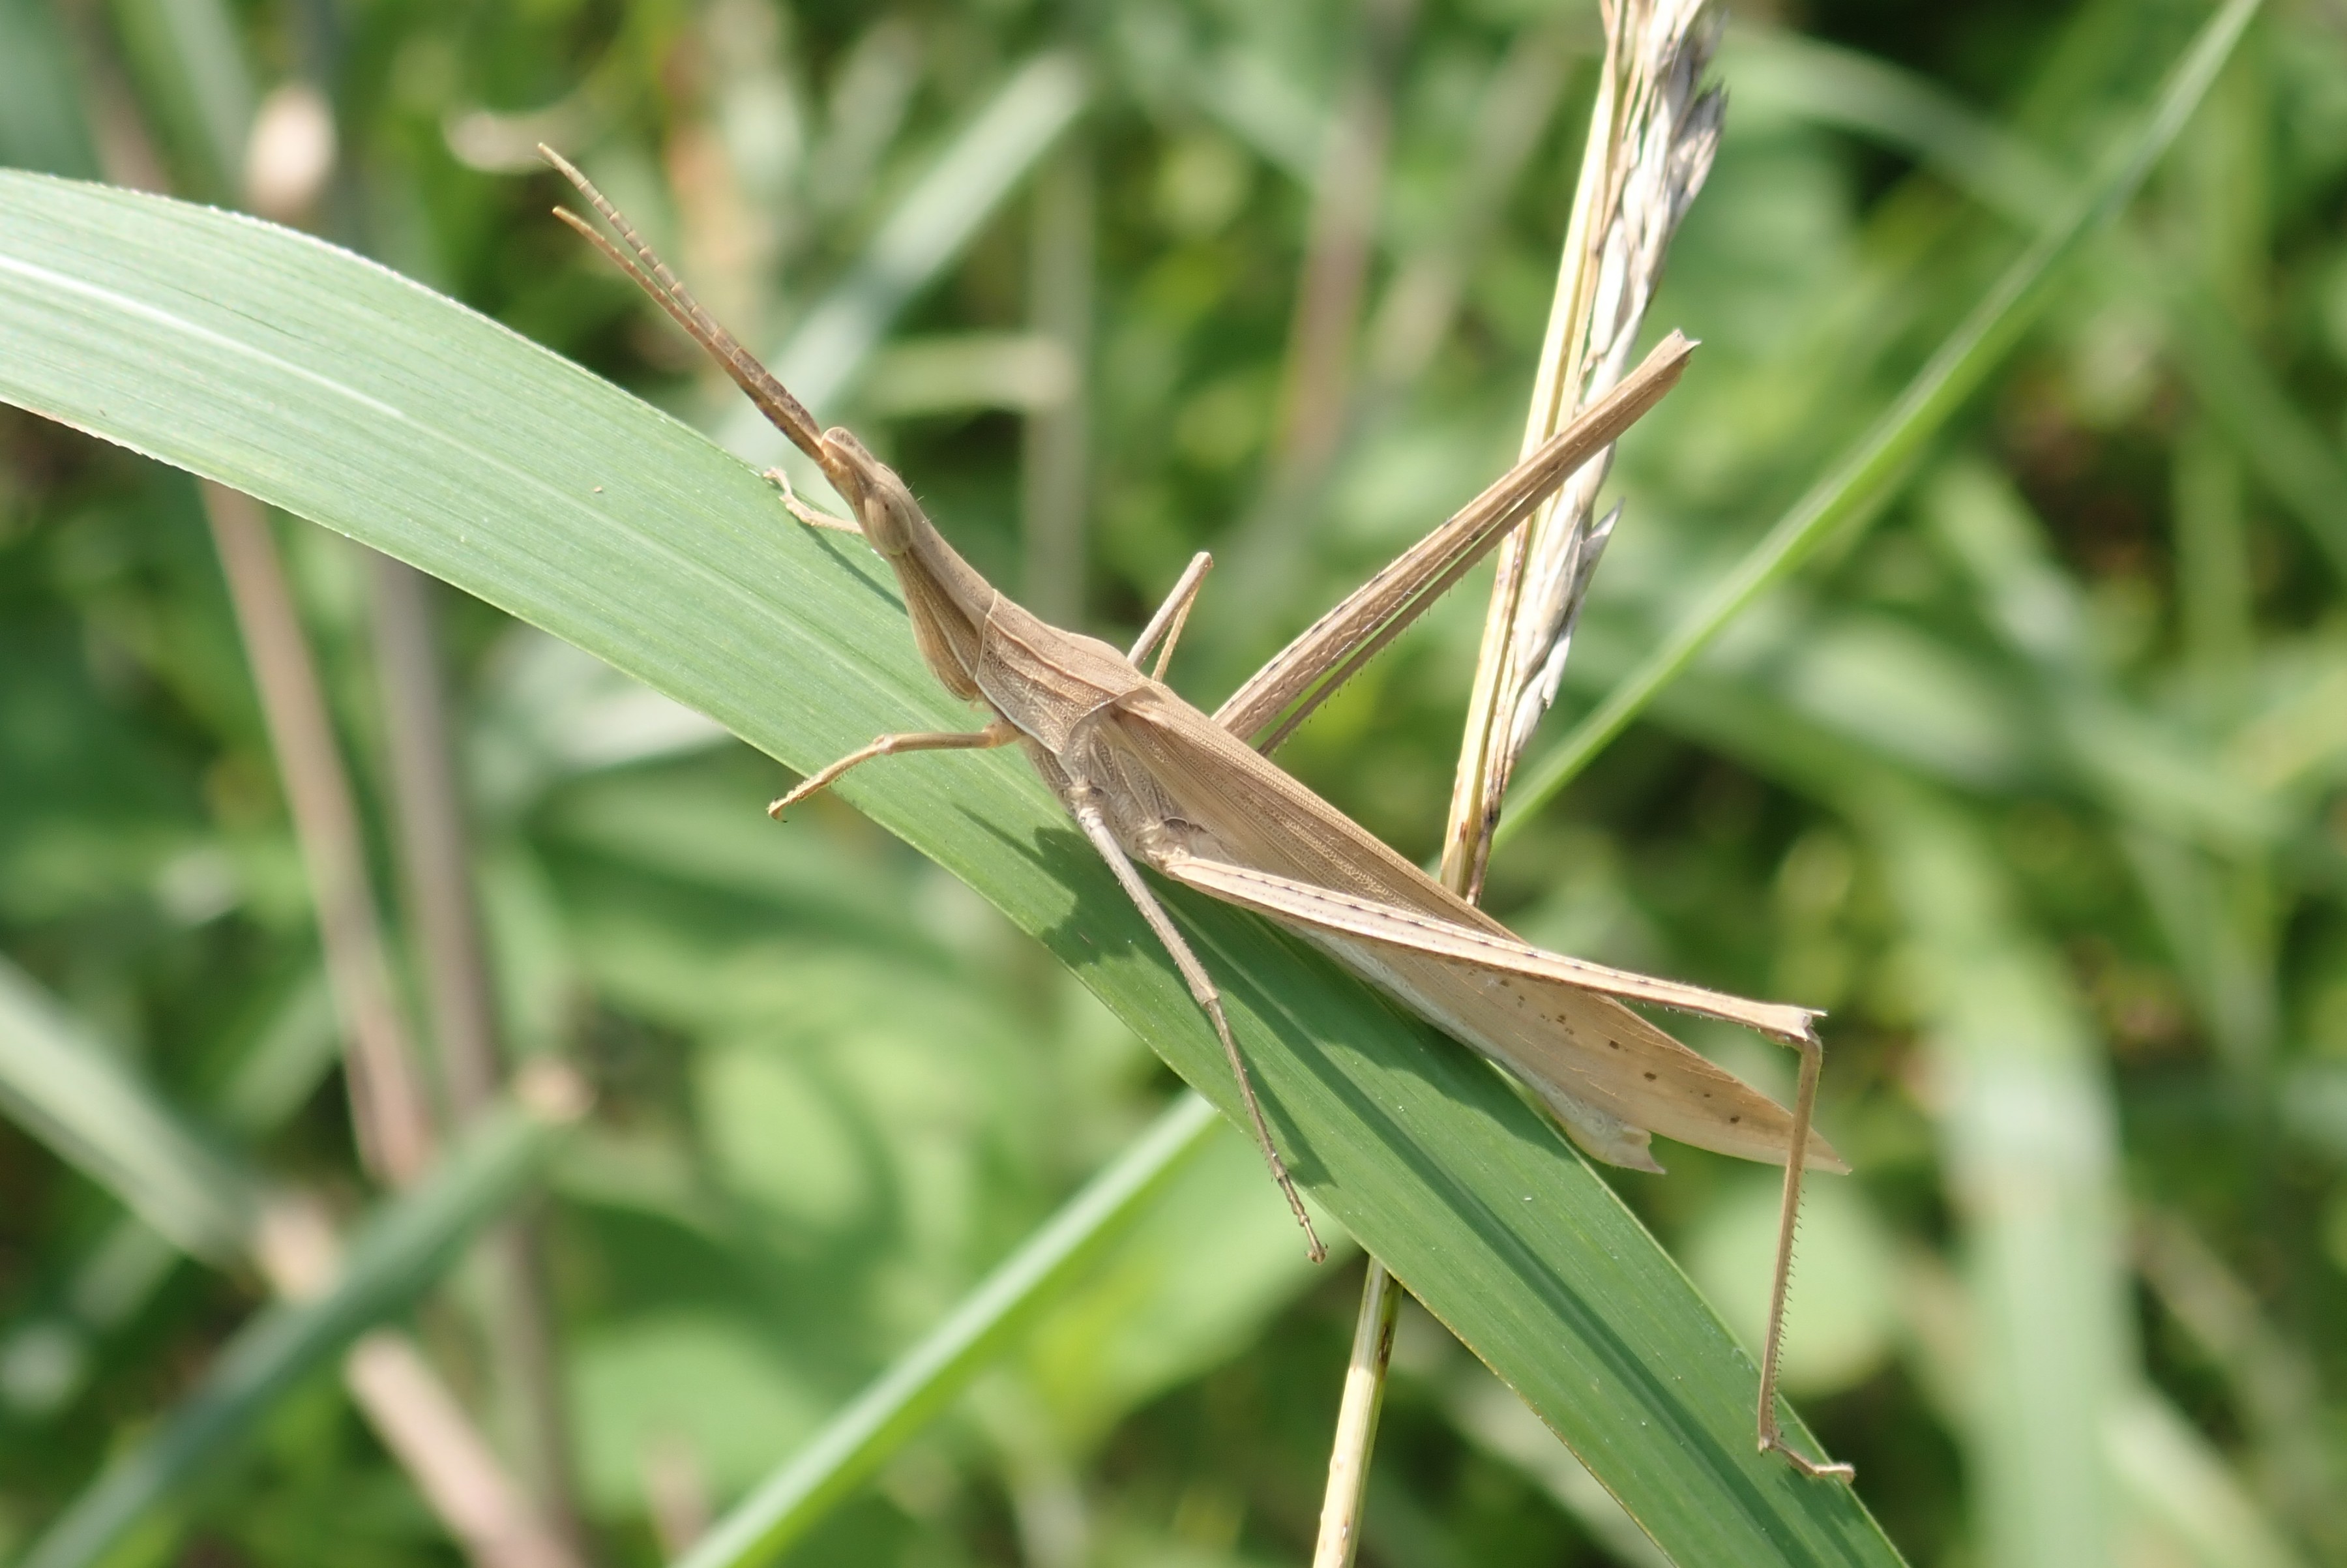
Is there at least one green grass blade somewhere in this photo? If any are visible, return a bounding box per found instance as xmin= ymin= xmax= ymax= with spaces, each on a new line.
xmin=2108 ymin=1395 xmax=2314 ymax=1568
xmin=0 ymin=965 xmax=344 ymax=1421
xmin=106 ymin=0 xmax=254 ymax=201
xmin=2162 ymin=280 xmax=2347 ymax=582
xmin=0 ymin=0 xmax=101 ymax=179
xmin=1727 ymin=29 xmax=2067 ymax=228
xmin=1863 ymin=790 xmax=2135 ymax=1567
xmin=0 ymin=954 xmax=259 ymax=1262
xmin=0 ymin=172 xmax=1900 ymax=1565
xmin=17 ymin=1090 xmax=582 ymax=1568
xmin=716 ymin=49 xmax=1088 ymax=454
xmin=1734 ymin=30 xmax=2347 ymax=593
xmin=1496 ymin=0 xmax=2262 ymax=838
xmin=679 ymin=1093 xmax=1221 ymax=1568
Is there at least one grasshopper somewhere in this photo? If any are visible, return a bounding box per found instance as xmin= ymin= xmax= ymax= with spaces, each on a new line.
xmin=544 ymin=147 xmax=1850 ymax=1481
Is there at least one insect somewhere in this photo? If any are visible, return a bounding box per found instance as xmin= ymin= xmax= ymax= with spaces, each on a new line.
xmin=542 ymin=147 xmax=1851 ymax=1481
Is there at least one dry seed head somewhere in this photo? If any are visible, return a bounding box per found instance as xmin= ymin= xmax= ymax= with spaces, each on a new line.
xmin=1499 ymin=0 xmax=1722 ymax=775
xmin=1457 ymin=0 xmax=1724 ymax=900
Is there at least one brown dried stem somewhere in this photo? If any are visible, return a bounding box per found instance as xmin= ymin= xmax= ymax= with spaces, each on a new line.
xmin=204 ymin=482 xmax=437 ymax=1186
xmin=1272 ymin=0 xmax=1417 ymax=488
xmin=372 ymin=555 xmax=589 ymax=1552
xmin=1022 ymin=144 xmax=1095 ymax=627
xmin=208 ymin=488 xmax=583 ymax=1568
xmin=72 ymin=14 xmax=581 ymax=1543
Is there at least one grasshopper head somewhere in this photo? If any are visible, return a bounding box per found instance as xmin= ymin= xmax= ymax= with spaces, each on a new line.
xmin=814 ymin=427 xmax=993 ymax=703
xmin=818 ymin=429 xmax=923 ymax=557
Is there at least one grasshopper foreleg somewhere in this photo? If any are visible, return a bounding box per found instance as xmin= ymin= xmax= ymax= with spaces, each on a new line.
xmin=770 ymin=720 xmax=1019 ymax=818
xmin=762 ymin=466 xmax=861 ymax=534
xmin=1071 ymin=797 xmax=1325 ymax=1263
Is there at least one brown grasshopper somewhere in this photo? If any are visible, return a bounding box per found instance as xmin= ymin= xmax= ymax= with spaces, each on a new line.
xmin=543 ymin=147 xmax=1850 ymax=1481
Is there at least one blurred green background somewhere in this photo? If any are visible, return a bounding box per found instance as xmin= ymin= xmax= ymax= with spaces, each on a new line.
xmin=2 ymin=0 xmax=2344 ymax=1564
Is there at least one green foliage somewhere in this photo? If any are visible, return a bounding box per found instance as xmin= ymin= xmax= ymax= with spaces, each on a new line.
xmin=1 ymin=1 xmax=2343 ymax=1565
xmin=22 ymin=1093 xmax=581 ymax=1568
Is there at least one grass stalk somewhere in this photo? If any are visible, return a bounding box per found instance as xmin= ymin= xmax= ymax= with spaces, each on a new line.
xmin=1308 ymin=1258 xmax=1403 ymax=1568
xmin=1313 ymin=4 xmax=1722 ymax=1555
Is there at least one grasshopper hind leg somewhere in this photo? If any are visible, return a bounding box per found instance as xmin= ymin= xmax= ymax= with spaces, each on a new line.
xmin=1070 ymin=798 xmax=1325 ymax=1263
xmin=1128 ymin=551 xmax=1213 ymax=676
xmin=1756 ymin=1030 xmax=1856 ymax=1483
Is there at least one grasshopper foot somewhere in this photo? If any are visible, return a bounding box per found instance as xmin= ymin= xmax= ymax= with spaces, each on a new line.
xmin=1761 ymin=1434 xmax=1855 ymax=1483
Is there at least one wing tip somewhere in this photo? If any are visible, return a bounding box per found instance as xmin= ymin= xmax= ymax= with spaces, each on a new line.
xmin=1802 ymin=1132 xmax=1851 ymax=1176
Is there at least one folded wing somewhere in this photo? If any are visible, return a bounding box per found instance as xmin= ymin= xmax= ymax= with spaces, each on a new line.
xmin=1103 ymin=688 xmax=1844 ymax=1172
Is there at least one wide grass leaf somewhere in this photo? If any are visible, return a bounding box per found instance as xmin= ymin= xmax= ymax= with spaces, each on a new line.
xmin=0 ymin=171 xmax=1900 ymax=1565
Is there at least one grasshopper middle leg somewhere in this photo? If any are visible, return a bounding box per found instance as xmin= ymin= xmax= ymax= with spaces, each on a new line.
xmin=770 ymin=720 xmax=1020 ymax=818
xmin=1071 ymin=795 xmax=1325 ymax=1263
